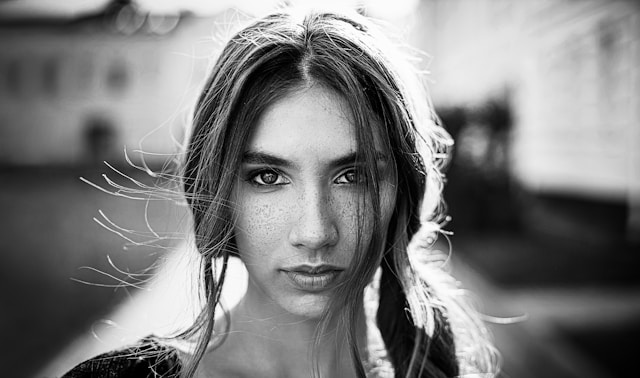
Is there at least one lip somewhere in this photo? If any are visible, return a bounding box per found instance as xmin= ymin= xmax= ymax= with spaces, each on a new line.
xmin=282 ymin=265 xmax=344 ymax=291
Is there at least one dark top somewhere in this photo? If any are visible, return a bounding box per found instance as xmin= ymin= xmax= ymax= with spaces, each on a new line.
xmin=62 ymin=337 xmax=182 ymax=378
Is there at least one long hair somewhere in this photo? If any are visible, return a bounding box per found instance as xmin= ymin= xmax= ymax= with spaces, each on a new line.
xmin=178 ymin=7 xmax=497 ymax=378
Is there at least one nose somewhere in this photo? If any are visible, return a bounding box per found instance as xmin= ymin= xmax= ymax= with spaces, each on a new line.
xmin=288 ymin=187 xmax=339 ymax=251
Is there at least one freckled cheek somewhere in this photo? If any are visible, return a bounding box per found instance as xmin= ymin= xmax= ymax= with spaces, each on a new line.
xmin=234 ymin=194 xmax=292 ymax=256
xmin=332 ymin=193 xmax=361 ymax=247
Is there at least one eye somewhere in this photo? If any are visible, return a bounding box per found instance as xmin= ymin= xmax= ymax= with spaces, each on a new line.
xmin=249 ymin=169 xmax=289 ymax=186
xmin=334 ymin=168 xmax=365 ymax=185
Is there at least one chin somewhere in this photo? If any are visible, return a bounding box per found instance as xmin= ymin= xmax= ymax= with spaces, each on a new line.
xmin=281 ymin=294 xmax=331 ymax=320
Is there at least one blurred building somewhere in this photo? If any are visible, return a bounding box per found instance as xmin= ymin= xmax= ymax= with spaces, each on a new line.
xmin=410 ymin=0 xmax=640 ymax=244
xmin=0 ymin=0 xmax=229 ymax=167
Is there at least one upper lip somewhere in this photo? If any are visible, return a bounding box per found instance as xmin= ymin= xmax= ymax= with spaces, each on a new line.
xmin=284 ymin=264 xmax=344 ymax=274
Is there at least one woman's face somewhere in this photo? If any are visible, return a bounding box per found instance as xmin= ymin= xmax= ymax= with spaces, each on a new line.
xmin=233 ymin=85 xmax=396 ymax=319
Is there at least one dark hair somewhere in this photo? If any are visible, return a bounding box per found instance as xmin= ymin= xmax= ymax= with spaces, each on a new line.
xmin=178 ymin=6 xmax=497 ymax=378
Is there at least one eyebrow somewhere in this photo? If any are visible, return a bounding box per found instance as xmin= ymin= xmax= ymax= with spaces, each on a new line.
xmin=241 ymin=151 xmax=388 ymax=169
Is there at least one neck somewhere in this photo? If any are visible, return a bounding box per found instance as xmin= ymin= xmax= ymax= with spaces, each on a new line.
xmin=202 ymin=284 xmax=367 ymax=378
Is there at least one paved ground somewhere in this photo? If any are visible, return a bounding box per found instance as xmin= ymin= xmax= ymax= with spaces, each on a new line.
xmin=453 ymin=232 xmax=640 ymax=378
xmin=452 ymin=256 xmax=640 ymax=378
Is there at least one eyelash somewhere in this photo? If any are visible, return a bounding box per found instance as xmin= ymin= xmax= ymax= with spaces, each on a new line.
xmin=247 ymin=168 xmax=289 ymax=187
xmin=245 ymin=167 xmax=366 ymax=187
xmin=334 ymin=168 xmax=365 ymax=185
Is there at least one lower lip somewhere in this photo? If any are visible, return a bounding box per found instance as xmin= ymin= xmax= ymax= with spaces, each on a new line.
xmin=284 ymin=270 xmax=341 ymax=292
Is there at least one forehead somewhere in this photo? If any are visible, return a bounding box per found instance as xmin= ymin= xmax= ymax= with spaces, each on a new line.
xmin=247 ymin=85 xmax=359 ymax=159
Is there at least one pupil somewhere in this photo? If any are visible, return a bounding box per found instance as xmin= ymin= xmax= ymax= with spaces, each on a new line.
xmin=262 ymin=172 xmax=277 ymax=184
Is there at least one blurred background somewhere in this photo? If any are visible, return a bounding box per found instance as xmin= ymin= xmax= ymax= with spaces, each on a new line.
xmin=1 ymin=0 xmax=638 ymax=377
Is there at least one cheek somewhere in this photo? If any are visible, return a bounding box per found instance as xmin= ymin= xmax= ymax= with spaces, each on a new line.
xmin=234 ymin=193 xmax=291 ymax=257
xmin=333 ymin=190 xmax=388 ymax=253
xmin=336 ymin=195 xmax=359 ymax=241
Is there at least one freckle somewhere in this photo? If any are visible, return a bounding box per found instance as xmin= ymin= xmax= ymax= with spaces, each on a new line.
xmin=251 ymin=204 xmax=276 ymax=232
xmin=256 ymin=204 xmax=271 ymax=217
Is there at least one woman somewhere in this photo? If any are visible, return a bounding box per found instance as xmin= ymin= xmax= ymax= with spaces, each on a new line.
xmin=64 ymin=6 xmax=498 ymax=378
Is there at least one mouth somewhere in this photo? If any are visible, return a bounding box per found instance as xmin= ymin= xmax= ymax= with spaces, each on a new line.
xmin=282 ymin=265 xmax=344 ymax=291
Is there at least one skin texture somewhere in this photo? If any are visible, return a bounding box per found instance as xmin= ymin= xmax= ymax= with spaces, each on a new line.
xmin=198 ymin=85 xmax=396 ymax=377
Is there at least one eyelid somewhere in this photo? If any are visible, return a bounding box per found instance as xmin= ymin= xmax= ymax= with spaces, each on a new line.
xmin=334 ymin=166 xmax=364 ymax=184
xmin=245 ymin=167 xmax=290 ymax=186
xmin=334 ymin=160 xmax=392 ymax=183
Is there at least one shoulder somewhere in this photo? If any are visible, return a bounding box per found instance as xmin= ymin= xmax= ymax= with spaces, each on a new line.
xmin=62 ymin=336 xmax=181 ymax=378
